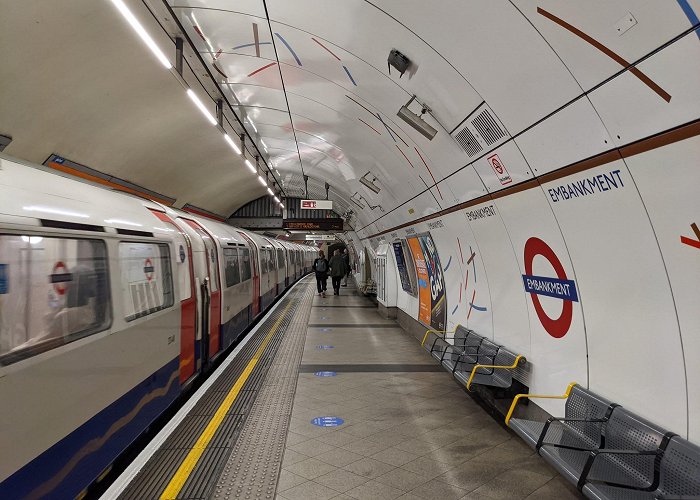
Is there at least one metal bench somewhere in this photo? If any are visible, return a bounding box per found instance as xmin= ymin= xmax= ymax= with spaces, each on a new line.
xmin=465 ymin=346 xmax=526 ymax=391
xmin=422 ymin=325 xmax=525 ymax=391
xmin=582 ymin=435 xmax=700 ymax=499
xmin=540 ymin=407 xmax=670 ymax=492
xmin=506 ymin=383 xmax=616 ymax=452
xmin=453 ymin=339 xmax=499 ymax=385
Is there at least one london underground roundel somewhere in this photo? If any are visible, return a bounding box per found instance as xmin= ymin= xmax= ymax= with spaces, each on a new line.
xmin=522 ymin=237 xmax=579 ymax=338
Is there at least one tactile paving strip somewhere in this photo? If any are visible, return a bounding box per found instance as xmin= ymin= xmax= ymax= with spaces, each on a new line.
xmin=213 ymin=277 xmax=315 ymax=500
xmin=118 ymin=277 xmax=314 ymax=500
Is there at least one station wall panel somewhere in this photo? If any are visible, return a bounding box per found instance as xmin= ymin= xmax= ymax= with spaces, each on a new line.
xmin=541 ymin=159 xmax=688 ymax=435
xmin=624 ymin=136 xmax=700 ymax=440
xmin=494 ymin=187 xmax=588 ymax=415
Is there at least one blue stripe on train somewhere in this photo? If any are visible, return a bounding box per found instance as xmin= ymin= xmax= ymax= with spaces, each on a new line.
xmin=0 ymin=357 xmax=180 ymax=500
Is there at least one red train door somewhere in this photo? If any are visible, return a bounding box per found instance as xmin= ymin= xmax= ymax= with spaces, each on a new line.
xmin=238 ymin=232 xmax=260 ymax=317
xmin=148 ymin=209 xmax=196 ymax=384
xmin=183 ymin=219 xmax=221 ymax=360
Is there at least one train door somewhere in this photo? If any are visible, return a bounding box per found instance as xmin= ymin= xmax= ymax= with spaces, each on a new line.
xmin=183 ymin=220 xmax=221 ymax=363
xmin=237 ymin=232 xmax=260 ymax=317
xmin=148 ymin=210 xmax=197 ymax=384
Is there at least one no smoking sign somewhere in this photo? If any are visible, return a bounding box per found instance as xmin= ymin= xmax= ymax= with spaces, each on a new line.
xmin=488 ymin=153 xmax=512 ymax=186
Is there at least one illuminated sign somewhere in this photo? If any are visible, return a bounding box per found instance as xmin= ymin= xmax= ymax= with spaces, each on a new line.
xmin=301 ymin=199 xmax=333 ymax=210
xmin=284 ymin=219 xmax=343 ymax=231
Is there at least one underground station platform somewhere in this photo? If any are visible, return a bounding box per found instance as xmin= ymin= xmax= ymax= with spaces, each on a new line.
xmin=102 ymin=277 xmax=580 ymax=500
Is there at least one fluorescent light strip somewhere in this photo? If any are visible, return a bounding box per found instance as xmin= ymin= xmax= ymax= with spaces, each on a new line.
xmin=244 ymin=159 xmax=256 ymax=173
xmin=224 ymin=134 xmax=241 ymax=154
xmin=267 ymin=187 xmax=274 ymax=196
xmin=248 ymin=119 xmax=258 ymax=134
xmin=258 ymin=175 xmax=267 ymax=186
xmin=273 ymin=196 xmax=280 ymax=203
xmin=186 ymin=89 xmax=217 ymax=125
xmin=109 ymin=0 xmax=172 ymax=69
xmin=279 ymin=202 xmax=284 ymax=208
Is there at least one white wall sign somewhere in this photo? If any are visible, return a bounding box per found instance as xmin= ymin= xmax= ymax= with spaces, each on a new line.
xmin=305 ymin=234 xmax=335 ymax=241
xmin=301 ymin=199 xmax=333 ymax=210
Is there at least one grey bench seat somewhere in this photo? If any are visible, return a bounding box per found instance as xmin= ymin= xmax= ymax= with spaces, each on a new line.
xmin=582 ymin=436 xmax=700 ymax=500
xmin=540 ymin=407 xmax=669 ymax=491
xmin=509 ymin=384 xmax=615 ymax=451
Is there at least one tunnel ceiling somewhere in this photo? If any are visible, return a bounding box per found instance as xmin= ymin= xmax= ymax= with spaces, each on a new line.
xmin=0 ymin=0 xmax=697 ymax=225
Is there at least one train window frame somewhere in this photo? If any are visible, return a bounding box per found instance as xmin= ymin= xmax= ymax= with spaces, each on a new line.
xmin=118 ymin=241 xmax=174 ymax=322
xmin=223 ymin=247 xmax=241 ymax=288
xmin=0 ymin=234 xmax=112 ymax=366
xmin=240 ymin=247 xmax=252 ymax=282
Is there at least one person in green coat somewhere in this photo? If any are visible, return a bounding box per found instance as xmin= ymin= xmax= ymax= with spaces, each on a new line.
xmin=329 ymin=249 xmax=346 ymax=295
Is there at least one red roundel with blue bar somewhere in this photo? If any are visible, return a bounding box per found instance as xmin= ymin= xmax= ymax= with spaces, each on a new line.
xmin=522 ymin=237 xmax=578 ymax=339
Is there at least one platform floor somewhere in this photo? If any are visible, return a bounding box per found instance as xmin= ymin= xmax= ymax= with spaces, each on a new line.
xmin=106 ymin=276 xmax=581 ymax=499
xmin=277 ymin=285 xmax=580 ymax=500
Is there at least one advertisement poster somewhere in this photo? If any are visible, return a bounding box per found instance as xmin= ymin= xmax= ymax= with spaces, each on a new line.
xmin=392 ymin=241 xmax=414 ymax=294
xmin=419 ymin=233 xmax=447 ymax=331
xmin=406 ymin=237 xmax=431 ymax=326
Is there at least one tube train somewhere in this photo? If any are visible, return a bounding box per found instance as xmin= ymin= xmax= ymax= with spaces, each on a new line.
xmin=0 ymin=154 xmax=317 ymax=499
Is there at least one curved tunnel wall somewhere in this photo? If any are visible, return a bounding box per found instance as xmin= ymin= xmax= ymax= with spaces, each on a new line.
xmin=354 ymin=22 xmax=700 ymax=442
xmin=362 ymin=127 xmax=699 ymax=441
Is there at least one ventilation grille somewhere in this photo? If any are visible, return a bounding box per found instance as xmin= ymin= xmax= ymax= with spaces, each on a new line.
xmin=472 ymin=109 xmax=506 ymax=145
xmin=454 ymin=127 xmax=483 ymax=156
xmin=451 ymin=103 xmax=510 ymax=158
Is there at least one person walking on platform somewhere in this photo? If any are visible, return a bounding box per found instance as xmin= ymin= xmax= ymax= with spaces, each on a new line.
xmin=329 ymin=249 xmax=345 ymax=295
xmin=313 ymin=250 xmax=329 ymax=297
xmin=342 ymin=248 xmax=351 ymax=287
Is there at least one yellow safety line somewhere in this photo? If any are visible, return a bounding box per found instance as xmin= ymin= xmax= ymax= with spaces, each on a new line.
xmin=160 ymin=300 xmax=293 ymax=499
xmin=505 ymin=381 xmax=577 ymax=426
xmin=466 ymin=355 xmax=525 ymax=391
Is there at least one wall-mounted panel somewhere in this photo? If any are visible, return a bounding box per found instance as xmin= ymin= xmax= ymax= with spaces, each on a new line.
xmin=463 ymin=201 xmax=529 ymax=356
xmin=494 ymin=187 xmax=588 ymax=414
xmin=625 ymin=135 xmax=700 ymax=440
xmin=471 ymin=140 xmax=533 ymax=193
xmin=542 ymin=160 xmax=687 ymax=435
xmin=515 ymin=97 xmax=613 ymax=176
xmin=589 ymin=29 xmax=700 ymax=148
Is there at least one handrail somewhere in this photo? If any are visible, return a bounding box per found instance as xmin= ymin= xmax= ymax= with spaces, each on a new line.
xmin=421 ymin=325 xmax=460 ymax=347
xmin=505 ymin=382 xmax=577 ymax=426
xmin=466 ymin=355 xmax=526 ymax=391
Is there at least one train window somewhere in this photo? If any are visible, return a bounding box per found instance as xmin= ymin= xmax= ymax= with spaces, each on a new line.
xmin=260 ymin=249 xmax=268 ymax=273
xmin=223 ymin=247 xmax=240 ymax=287
xmin=119 ymin=242 xmax=174 ymax=321
xmin=277 ymin=249 xmax=285 ymax=269
xmin=240 ymin=248 xmax=251 ymax=281
xmin=267 ymin=248 xmax=276 ymax=270
xmin=0 ymin=235 xmax=110 ymax=366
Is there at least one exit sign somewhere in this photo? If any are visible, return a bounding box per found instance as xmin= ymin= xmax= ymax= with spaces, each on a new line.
xmin=301 ymin=199 xmax=333 ymax=210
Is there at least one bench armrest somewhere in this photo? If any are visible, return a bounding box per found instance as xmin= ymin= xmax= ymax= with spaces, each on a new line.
xmin=577 ymin=449 xmax=661 ymax=491
xmin=505 ymin=382 xmax=578 ymax=426
xmin=421 ymin=326 xmax=460 ymax=347
xmin=466 ymin=355 xmax=525 ymax=391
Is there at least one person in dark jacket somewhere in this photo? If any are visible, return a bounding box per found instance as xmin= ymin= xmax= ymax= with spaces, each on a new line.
xmin=342 ymin=248 xmax=351 ymax=286
xmin=329 ymin=249 xmax=346 ymax=295
xmin=312 ymin=250 xmax=329 ymax=297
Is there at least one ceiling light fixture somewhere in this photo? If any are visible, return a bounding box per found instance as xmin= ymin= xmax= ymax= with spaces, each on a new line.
xmin=187 ymin=89 xmax=217 ymax=125
xmin=244 ymin=158 xmax=256 ymax=173
xmin=258 ymin=175 xmax=267 ymax=186
xmin=224 ymin=133 xmax=241 ymax=154
xmin=273 ymin=196 xmax=280 ymax=203
xmin=279 ymin=202 xmax=285 ymax=208
xmin=248 ymin=119 xmax=258 ymax=134
xmin=109 ymin=0 xmax=172 ymax=69
xmin=267 ymin=187 xmax=274 ymax=196
xmin=359 ymin=172 xmax=381 ymax=194
xmin=397 ymin=95 xmax=438 ymax=140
